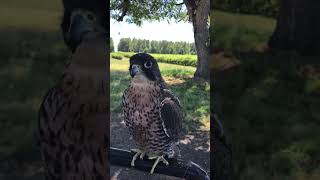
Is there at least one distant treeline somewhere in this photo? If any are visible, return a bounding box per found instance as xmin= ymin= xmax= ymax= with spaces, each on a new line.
xmin=112 ymin=37 xmax=196 ymax=55
xmin=213 ymin=0 xmax=280 ymax=17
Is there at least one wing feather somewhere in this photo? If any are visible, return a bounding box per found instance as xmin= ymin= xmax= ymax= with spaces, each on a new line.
xmin=160 ymin=89 xmax=183 ymax=141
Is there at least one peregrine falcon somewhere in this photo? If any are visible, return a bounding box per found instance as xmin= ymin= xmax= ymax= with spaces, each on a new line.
xmin=38 ymin=0 xmax=109 ymax=179
xmin=122 ymin=53 xmax=183 ymax=174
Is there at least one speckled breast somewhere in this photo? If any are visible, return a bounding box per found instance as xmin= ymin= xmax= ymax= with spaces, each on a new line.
xmin=122 ymin=75 xmax=170 ymax=154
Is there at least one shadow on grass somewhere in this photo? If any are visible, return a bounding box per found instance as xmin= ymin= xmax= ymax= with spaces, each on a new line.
xmin=212 ymin=50 xmax=320 ymax=180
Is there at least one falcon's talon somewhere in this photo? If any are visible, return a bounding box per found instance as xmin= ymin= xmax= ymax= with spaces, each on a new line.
xmin=130 ymin=149 xmax=141 ymax=153
xmin=148 ymin=155 xmax=169 ymax=174
xmin=139 ymin=151 xmax=146 ymax=160
xmin=130 ymin=149 xmax=145 ymax=166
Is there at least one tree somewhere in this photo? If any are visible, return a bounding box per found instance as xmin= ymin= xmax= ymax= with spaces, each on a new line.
xmin=190 ymin=43 xmax=197 ymax=54
xmin=150 ymin=40 xmax=159 ymax=53
xmin=110 ymin=37 xmax=114 ymax=52
xmin=130 ymin=38 xmax=138 ymax=52
xmin=269 ymin=0 xmax=320 ymax=55
xmin=111 ymin=0 xmax=210 ymax=79
xmin=184 ymin=0 xmax=210 ymax=79
xmin=118 ymin=38 xmax=131 ymax=52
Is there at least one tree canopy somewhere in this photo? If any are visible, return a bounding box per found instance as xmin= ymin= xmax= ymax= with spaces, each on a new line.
xmin=110 ymin=0 xmax=188 ymax=25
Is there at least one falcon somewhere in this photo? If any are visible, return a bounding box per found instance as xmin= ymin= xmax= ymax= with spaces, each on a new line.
xmin=38 ymin=0 xmax=109 ymax=179
xmin=122 ymin=53 xmax=183 ymax=174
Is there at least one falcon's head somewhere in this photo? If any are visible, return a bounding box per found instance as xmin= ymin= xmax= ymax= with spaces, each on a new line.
xmin=61 ymin=0 xmax=107 ymax=52
xmin=129 ymin=53 xmax=163 ymax=82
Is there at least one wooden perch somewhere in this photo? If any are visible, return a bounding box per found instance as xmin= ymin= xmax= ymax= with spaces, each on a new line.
xmin=110 ymin=147 xmax=210 ymax=180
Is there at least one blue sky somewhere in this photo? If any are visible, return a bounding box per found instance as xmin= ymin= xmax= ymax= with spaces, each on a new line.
xmin=110 ymin=19 xmax=194 ymax=51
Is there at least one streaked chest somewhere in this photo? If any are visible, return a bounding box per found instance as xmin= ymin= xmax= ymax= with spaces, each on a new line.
xmin=123 ymin=76 xmax=162 ymax=127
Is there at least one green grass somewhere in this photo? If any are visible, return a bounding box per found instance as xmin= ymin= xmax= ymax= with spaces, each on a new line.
xmin=111 ymin=51 xmax=198 ymax=67
xmin=212 ymin=10 xmax=320 ymax=180
xmin=214 ymin=53 xmax=320 ymax=180
xmin=110 ymin=57 xmax=210 ymax=131
xmin=212 ymin=10 xmax=276 ymax=52
xmin=0 ymin=0 xmax=61 ymax=30
xmin=0 ymin=30 xmax=68 ymax=162
xmin=0 ymin=0 xmax=67 ymax=168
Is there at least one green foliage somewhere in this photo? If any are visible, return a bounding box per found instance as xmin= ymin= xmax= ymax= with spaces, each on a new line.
xmin=212 ymin=10 xmax=276 ymax=52
xmin=111 ymin=54 xmax=123 ymax=60
xmin=213 ymin=0 xmax=280 ymax=17
xmin=110 ymin=58 xmax=209 ymax=130
xmin=110 ymin=0 xmax=187 ymax=25
xmin=152 ymin=53 xmax=197 ymax=66
xmin=116 ymin=37 xmax=196 ymax=55
xmin=111 ymin=52 xmax=197 ymax=67
xmin=117 ymin=38 xmax=131 ymax=52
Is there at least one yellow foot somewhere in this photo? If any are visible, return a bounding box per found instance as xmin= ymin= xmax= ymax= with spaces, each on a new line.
xmin=130 ymin=149 xmax=145 ymax=166
xmin=148 ymin=155 xmax=169 ymax=174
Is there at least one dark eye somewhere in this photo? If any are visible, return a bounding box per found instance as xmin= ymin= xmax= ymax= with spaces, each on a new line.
xmin=144 ymin=61 xmax=152 ymax=68
xmin=87 ymin=14 xmax=95 ymax=21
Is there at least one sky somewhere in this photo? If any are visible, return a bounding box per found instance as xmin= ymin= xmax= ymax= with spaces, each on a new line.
xmin=110 ymin=19 xmax=194 ymax=51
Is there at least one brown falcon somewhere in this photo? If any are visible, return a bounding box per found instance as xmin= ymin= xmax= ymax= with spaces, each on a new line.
xmin=122 ymin=53 xmax=183 ymax=174
xmin=38 ymin=0 xmax=109 ymax=179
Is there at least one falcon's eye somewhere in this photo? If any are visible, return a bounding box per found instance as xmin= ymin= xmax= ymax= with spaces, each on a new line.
xmin=87 ymin=13 xmax=95 ymax=21
xmin=144 ymin=61 xmax=153 ymax=69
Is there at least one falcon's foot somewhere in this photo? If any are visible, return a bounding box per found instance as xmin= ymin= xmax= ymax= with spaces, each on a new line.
xmin=148 ymin=155 xmax=169 ymax=174
xmin=130 ymin=149 xmax=146 ymax=166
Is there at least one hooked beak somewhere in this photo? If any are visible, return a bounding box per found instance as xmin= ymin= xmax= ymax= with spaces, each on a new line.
xmin=68 ymin=14 xmax=94 ymax=46
xmin=130 ymin=64 xmax=143 ymax=77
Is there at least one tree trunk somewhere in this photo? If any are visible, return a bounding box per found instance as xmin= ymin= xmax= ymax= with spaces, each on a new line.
xmin=184 ymin=0 xmax=210 ymax=80
xmin=269 ymin=0 xmax=320 ymax=55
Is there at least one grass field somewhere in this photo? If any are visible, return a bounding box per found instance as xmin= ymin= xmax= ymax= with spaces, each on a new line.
xmin=0 ymin=0 xmax=61 ymax=30
xmin=212 ymin=10 xmax=320 ymax=180
xmin=110 ymin=57 xmax=210 ymax=131
xmin=0 ymin=1 xmax=67 ymax=178
xmin=212 ymin=10 xmax=276 ymax=52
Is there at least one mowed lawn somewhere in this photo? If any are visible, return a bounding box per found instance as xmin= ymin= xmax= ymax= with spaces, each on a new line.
xmin=110 ymin=57 xmax=210 ymax=131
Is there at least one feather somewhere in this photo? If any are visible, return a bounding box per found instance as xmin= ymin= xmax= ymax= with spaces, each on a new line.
xmin=160 ymin=90 xmax=183 ymax=141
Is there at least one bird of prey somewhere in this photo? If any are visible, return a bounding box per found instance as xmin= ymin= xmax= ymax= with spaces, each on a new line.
xmin=38 ymin=0 xmax=109 ymax=179
xmin=122 ymin=53 xmax=183 ymax=174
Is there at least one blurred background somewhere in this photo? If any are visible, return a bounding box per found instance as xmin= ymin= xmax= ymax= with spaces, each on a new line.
xmin=0 ymin=0 xmax=210 ymax=179
xmin=109 ymin=5 xmax=210 ymax=180
xmin=211 ymin=0 xmax=320 ymax=180
xmin=0 ymin=0 xmax=68 ymax=179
